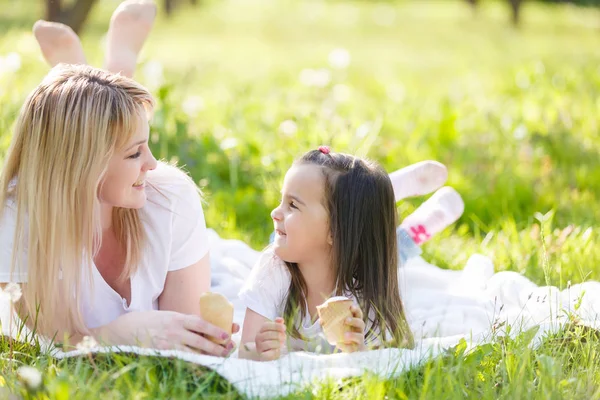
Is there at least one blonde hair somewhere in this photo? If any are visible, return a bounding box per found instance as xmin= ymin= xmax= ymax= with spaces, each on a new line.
xmin=0 ymin=64 xmax=154 ymax=338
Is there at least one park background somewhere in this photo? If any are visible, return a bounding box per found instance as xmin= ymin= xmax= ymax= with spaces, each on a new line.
xmin=0 ymin=0 xmax=599 ymax=398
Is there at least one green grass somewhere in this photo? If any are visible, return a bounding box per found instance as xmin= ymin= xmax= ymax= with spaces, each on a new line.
xmin=0 ymin=0 xmax=599 ymax=398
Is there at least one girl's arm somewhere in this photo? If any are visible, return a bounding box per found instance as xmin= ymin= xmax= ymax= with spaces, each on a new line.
xmin=239 ymin=308 xmax=286 ymax=361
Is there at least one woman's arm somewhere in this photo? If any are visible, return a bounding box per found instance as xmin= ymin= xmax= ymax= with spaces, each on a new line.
xmin=158 ymin=253 xmax=239 ymax=346
xmin=158 ymin=252 xmax=211 ymax=315
xmin=2 ymin=283 xmax=233 ymax=355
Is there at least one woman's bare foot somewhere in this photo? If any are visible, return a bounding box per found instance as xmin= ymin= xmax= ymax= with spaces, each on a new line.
xmin=33 ymin=20 xmax=86 ymax=66
xmin=104 ymin=0 xmax=157 ymax=78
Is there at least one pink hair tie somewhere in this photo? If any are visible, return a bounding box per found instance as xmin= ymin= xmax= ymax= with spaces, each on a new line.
xmin=318 ymin=145 xmax=331 ymax=155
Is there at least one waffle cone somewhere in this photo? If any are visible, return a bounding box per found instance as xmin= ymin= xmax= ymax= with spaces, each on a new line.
xmin=317 ymin=297 xmax=353 ymax=345
xmin=199 ymin=292 xmax=234 ymax=344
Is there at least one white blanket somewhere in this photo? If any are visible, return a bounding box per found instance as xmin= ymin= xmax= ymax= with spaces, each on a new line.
xmin=3 ymin=229 xmax=600 ymax=398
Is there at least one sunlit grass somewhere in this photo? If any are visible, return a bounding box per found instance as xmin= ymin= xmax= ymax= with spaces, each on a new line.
xmin=0 ymin=0 xmax=599 ymax=398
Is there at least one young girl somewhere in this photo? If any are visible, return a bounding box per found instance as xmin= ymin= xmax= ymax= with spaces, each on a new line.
xmin=239 ymin=147 xmax=419 ymax=361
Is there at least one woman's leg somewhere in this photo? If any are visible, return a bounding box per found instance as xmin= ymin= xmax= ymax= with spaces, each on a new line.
xmin=33 ymin=0 xmax=157 ymax=79
xmin=104 ymin=0 xmax=157 ymax=78
xmin=33 ymin=21 xmax=87 ymax=66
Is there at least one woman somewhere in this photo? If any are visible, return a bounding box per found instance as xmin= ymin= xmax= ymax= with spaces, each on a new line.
xmin=0 ymin=1 xmax=237 ymax=356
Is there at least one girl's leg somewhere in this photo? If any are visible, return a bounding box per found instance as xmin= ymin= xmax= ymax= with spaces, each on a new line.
xmin=399 ymin=185 xmax=464 ymax=244
xmin=389 ymin=160 xmax=448 ymax=202
xmin=33 ymin=21 xmax=87 ymax=66
xmin=104 ymin=0 xmax=157 ymax=78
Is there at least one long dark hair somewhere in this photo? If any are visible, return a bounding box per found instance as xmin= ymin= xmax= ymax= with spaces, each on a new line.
xmin=282 ymin=149 xmax=414 ymax=349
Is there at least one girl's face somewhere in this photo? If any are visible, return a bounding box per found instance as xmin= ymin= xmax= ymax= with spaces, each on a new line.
xmin=99 ymin=114 xmax=157 ymax=209
xmin=271 ymin=164 xmax=332 ymax=263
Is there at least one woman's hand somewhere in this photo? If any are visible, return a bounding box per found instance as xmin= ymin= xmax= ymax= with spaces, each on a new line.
xmin=94 ymin=310 xmax=239 ymax=357
xmin=254 ymin=317 xmax=286 ymax=361
xmin=335 ymin=305 xmax=367 ymax=353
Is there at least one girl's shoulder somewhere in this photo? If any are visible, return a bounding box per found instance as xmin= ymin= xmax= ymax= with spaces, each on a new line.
xmin=242 ymin=247 xmax=291 ymax=294
xmin=239 ymin=248 xmax=290 ymax=320
xmin=252 ymin=247 xmax=290 ymax=280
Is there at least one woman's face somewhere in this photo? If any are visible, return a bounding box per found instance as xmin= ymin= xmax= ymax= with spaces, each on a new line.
xmin=99 ymin=113 xmax=157 ymax=209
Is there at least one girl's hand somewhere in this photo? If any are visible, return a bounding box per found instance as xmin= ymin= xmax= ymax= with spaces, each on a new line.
xmin=336 ymin=305 xmax=367 ymax=353
xmin=254 ymin=317 xmax=286 ymax=361
xmin=95 ymin=310 xmax=239 ymax=357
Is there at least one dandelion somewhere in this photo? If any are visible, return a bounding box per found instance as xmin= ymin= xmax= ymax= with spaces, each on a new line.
xmin=220 ymin=137 xmax=238 ymax=151
xmin=312 ymin=69 xmax=331 ymax=87
xmin=513 ymin=124 xmax=527 ymax=140
xmin=261 ymin=156 xmax=273 ymax=167
xmin=515 ymin=70 xmax=530 ymax=90
xmin=76 ymin=336 xmax=98 ymax=354
xmin=372 ymin=4 xmax=396 ymax=27
xmin=387 ymin=83 xmax=406 ymax=103
xmin=299 ymin=68 xmax=331 ymax=88
xmin=182 ymin=95 xmax=205 ymax=118
xmin=501 ymin=115 xmax=513 ymax=132
xmin=198 ymin=178 xmax=209 ymax=188
xmin=278 ymin=120 xmax=298 ymax=136
xmin=332 ymin=84 xmax=351 ymax=103
xmin=0 ymin=52 xmax=22 ymax=74
xmin=16 ymin=366 xmax=42 ymax=390
xmin=356 ymin=122 xmax=372 ymax=139
xmin=142 ymin=60 xmax=164 ymax=89
xmin=328 ymin=48 xmax=351 ymax=70
xmin=2 ymin=283 xmax=22 ymax=303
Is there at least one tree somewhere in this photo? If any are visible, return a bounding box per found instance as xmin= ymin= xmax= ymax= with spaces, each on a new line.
xmin=44 ymin=0 xmax=201 ymax=32
xmin=509 ymin=0 xmax=524 ymax=26
xmin=45 ymin=0 xmax=99 ymax=34
xmin=464 ymin=0 xmax=523 ymax=26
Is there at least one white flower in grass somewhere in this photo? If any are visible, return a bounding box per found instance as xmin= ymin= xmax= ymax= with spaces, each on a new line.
xmin=182 ymin=95 xmax=205 ymax=117
xmin=142 ymin=60 xmax=164 ymax=89
xmin=312 ymin=69 xmax=331 ymax=88
xmin=356 ymin=122 xmax=372 ymax=139
xmin=278 ymin=120 xmax=298 ymax=136
xmin=220 ymin=137 xmax=238 ymax=151
xmin=299 ymin=68 xmax=331 ymax=88
xmin=299 ymin=69 xmax=317 ymax=86
xmin=387 ymin=83 xmax=406 ymax=103
xmin=2 ymin=52 xmax=21 ymax=73
xmin=2 ymin=283 xmax=22 ymax=303
xmin=76 ymin=336 xmax=98 ymax=353
xmin=261 ymin=155 xmax=273 ymax=167
xmin=332 ymin=84 xmax=352 ymax=103
xmin=513 ymin=124 xmax=527 ymax=140
xmin=328 ymin=48 xmax=351 ymax=70
xmin=372 ymin=4 xmax=396 ymax=27
xmin=16 ymin=366 xmax=42 ymax=390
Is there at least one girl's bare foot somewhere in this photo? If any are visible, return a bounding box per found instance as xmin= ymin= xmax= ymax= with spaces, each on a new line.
xmin=104 ymin=0 xmax=157 ymax=78
xmin=33 ymin=20 xmax=86 ymax=66
xmin=389 ymin=160 xmax=448 ymax=202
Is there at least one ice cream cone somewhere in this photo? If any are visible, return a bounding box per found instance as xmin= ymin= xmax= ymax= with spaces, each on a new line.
xmin=317 ymin=296 xmax=353 ymax=345
xmin=199 ymin=292 xmax=234 ymax=344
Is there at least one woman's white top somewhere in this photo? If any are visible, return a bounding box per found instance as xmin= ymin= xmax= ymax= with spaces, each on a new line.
xmin=0 ymin=163 xmax=209 ymax=329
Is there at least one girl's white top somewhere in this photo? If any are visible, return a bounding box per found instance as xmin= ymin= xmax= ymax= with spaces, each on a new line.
xmin=0 ymin=163 xmax=209 ymax=329
xmin=239 ymin=249 xmax=373 ymax=354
